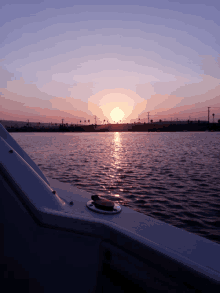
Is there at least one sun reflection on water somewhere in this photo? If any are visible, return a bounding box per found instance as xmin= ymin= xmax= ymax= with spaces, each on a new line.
xmin=112 ymin=132 xmax=122 ymax=168
xmin=110 ymin=132 xmax=124 ymax=199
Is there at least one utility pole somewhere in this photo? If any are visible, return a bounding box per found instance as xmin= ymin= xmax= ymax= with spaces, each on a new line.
xmin=95 ymin=116 xmax=97 ymax=125
xmin=208 ymin=107 xmax=210 ymax=123
xmin=147 ymin=112 xmax=150 ymax=123
xmin=62 ymin=119 xmax=64 ymax=126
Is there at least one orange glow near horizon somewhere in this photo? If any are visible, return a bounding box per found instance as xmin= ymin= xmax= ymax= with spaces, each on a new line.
xmin=88 ymin=90 xmax=144 ymax=123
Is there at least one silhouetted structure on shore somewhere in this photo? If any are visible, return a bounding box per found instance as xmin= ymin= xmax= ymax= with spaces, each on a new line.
xmin=2 ymin=120 xmax=220 ymax=132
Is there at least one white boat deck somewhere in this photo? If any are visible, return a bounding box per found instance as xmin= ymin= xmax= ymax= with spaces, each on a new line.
xmin=47 ymin=177 xmax=220 ymax=281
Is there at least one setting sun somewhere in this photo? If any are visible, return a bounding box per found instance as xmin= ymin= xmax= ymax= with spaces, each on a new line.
xmin=110 ymin=107 xmax=125 ymax=122
xmin=88 ymin=90 xmax=147 ymax=123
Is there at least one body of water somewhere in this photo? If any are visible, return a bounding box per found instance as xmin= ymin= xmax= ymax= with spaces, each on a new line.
xmin=11 ymin=132 xmax=220 ymax=244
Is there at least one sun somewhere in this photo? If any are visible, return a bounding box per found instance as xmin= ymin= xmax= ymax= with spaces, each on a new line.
xmin=88 ymin=90 xmax=147 ymax=124
xmin=110 ymin=107 xmax=125 ymax=123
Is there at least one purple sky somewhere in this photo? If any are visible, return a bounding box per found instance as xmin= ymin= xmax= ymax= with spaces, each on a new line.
xmin=1 ymin=0 xmax=220 ymax=124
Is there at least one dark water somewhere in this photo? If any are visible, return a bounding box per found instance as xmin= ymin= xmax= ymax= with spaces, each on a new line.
xmin=11 ymin=132 xmax=220 ymax=244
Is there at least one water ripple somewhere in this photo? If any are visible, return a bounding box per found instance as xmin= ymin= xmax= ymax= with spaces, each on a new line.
xmin=11 ymin=132 xmax=220 ymax=245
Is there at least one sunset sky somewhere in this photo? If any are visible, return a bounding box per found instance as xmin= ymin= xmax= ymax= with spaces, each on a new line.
xmin=0 ymin=0 xmax=220 ymax=124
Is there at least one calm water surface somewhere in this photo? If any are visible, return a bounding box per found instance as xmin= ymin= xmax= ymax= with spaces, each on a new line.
xmin=11 ymin=132 xmax=220 ymax=244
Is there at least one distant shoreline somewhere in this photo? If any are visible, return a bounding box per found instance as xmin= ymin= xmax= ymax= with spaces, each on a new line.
xmin=3 ymin=122 xmax=220 ymax=132
xmin=6 ymin=129 xmax=220 ymax=132
xmin=1 ymin=119 xmax=220 ymax=132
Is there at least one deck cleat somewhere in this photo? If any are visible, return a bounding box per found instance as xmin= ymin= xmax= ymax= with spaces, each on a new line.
xmin=87 ymin=195 xmax=121 ymax=214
